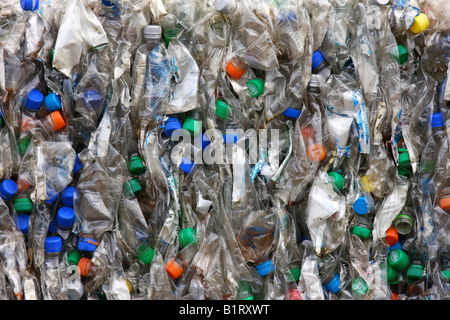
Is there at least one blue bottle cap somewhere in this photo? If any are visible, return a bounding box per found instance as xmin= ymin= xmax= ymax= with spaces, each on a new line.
xmin=61 ymin=187 xmax=79 ymax=208
xmin=255 ymin=259 xmax=275 ymax=277
xmin=44 ymin=93 xmax=62 ymax=112
xmin=201 ymin=134 xmax=211 ymax=149
xmin=353 ymin=196 xmax=369 ymax=215
xmin=312 ymin=51 xmax=325 ymax=70
xmin=44 ymin=236 xmax=62 ymax=253
xmin=325 ymin=273 xmax=341 ymax=294
xmin=73 ymin=154 xmax=83 ymax=173
xmin=56 ymin=207 xmax=76 ymax=228
xmin=164 ymin=118 xmax=182 ymax=137
xmin=20 ymin=0 xmax=39 ymax=11
xmin=223 ymin=134 xmax=240 ymax=144
xmin=46 ymin=193 xmax=58 ymax=204
xmin=282 ymin=107 xmax=301 ymax=119
xmin=78 ymin=235 xmax=99 ymax=252
xmin=430 ymin=112 xmax=445 ymax=129
xmin=15 ymin=214 xmax=30 ymax=235
xmin=0 ymin=179 xmax=18 ymax=200
xmin=48 ymin=220 xmax=56 ymax=233
xmin=102 ymin=0 xmax=115 ymax=6
xmin=25 ymin=89 xmax=44 ymax=112
xmin=180 ymin=158 xmax=194 ymax=174
xmin=388 ymin=241 xmax=403 ymax=253
xmin=82 ymin=90 xmax=103 ymax=110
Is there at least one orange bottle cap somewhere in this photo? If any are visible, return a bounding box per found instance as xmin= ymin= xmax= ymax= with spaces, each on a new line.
xmin=78 ymin=257 xmax=92 ymax=277
xmin=390 ymin=292 xmax=398 ymax=300
xmin=439 ymin=198 xmax=450 ymax=212
xmin=226 ymin=59 xmax=246 ymax=80
xmin=385 ymin=226 xmax=399 ymax=246
xmin=166 ymin=259 xmax=184 ymax=280
xmin=49 ymin=111 xmax=66 ymax=131
xmin=307 ymin=143 xmax=326 ymax=161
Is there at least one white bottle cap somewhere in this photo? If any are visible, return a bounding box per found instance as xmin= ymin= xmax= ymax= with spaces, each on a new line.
xmin=369 ymin=0 xmax=390 ymax=5
xmin=143 ymin=25 xmax=162 ymax=40
xmin=215 ymin=0 xmax=237 ymax=16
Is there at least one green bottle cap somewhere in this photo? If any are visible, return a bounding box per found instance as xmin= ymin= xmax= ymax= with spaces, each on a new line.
xmin=164 ymin=28 xmax=181 ymax=46
xmin=237 ymin=281 xmax=254 ymax=300
xmin=328 ymin=172 xmax=345 ymax=192
xmin=398 ymin=151 xmax=411 ymax=167
xmin=290 ymin=267 xmax=301 ymax=282
xmin=124 ymin=179 xmax=142 ymax=196
xmin=13 ymin=198 xmax=33 ymax=213
xmin=67 ymin=250 xmax=82 ymax=266
xmin=215 ymin=100 xmax=231 ymax=119
xmin=246 ymin=79 xmax=265 ymax=98
xmin=182 ymin=118 xmax=202 ymax=137
xmin=352 ymin=276 xmax=369 ymax=297
xmin=178 ymin=228 xmax=197 ymax=249
xmin=397 ymin=166 xmax=411 ymax=177
xmin=387 ymin=263 xmax=398 ymax=283
xmin=128 ymin=156 xmax=145 ymax=176
xmin=136 ymin=243 xmax=154 ymax=264
xmin=388 ymin=249 xmax=410 ymax=271
xmin=392 ymin=44 xmax=408 ymax=65
xmin=18 ymin=136 xmax=32 ymax=155
xmin=441 ymin=270 xmax=450 ymax=280
xmin=352 ymin=225 xmax=372 ymax=239
xmin=97 ymin=290 xmax=107 ymax=299
xmin=406 ymin=264 xmax=424 ymax=281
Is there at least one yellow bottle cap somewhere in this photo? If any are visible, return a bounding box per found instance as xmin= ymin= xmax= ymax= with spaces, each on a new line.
xmin=409 ymin=13 xmax=429 ymax=34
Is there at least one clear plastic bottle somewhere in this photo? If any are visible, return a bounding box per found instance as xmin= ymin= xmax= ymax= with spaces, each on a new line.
xmin=42 ymin=236 xmax=64 ymax=299
xmin=165 ymin=242 xmax=198 ymax=280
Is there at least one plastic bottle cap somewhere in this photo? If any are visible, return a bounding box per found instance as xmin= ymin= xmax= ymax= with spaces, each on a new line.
xmin=430 ymin=112 xmax=445 ymax=129
xmin=409 ymin=13 xmax=429 ymax=34
xmin=226 ymin=59 xmax=247 ymax=80
xmin=56 ymin=207 xmax=76 ymax=228
xmin=164 ymin=118 xmax=182 ymax=137
xmin=18 ymin=136 xmax=31 ymax=155
xmin=439 ymin=197 xmax=450 ymax=212
xmin=246 ymin=79 xmax=265 ymax=98
xmin=255 ymin=259 xmax=275 ymax=277
xmin=180 ymin=158 xmax=194 ymax=174
xmin=215 ymin=100 xmax=231 ymax=119
xmin=13 ymin=198 xmax=33 ymax=213
xmin=46 ymin=193 xmax=58 ymax=205
xmin=387 ymin=264 xmax=398 ymax=282
xmin=289 ymin=288 xmax=301 ymax=300
xmin=0 ymin=179 xmax=18 ymax=200
xmin=15 ymin=214 xmax=30 ymax=235
xmin=78 ymin=257 xmax=93 ymax=277
xmin=388 ymin=241 xmax=403 ymax=253
xmin=328 ymin=172 xmax=345 ymax=192
xmin=164 ymin=28 xmax=181 ymax=46
xmin=201 ymin=134 xmax=210 ymax=149
xmin=73 ymin=154 xmax=83 ymax=173
xmin=20 ymin=0 xmax=39 ymax=11
xmin=352 ymin=225 xmax=372 ymax=239
xmin=44 ymin=93 xmax=62 ymax=112
xmin=406 ymin=264 xmax=424 ymax=281
xmin=102 ymin=0 xmax=115 ymax=6
xmin=82 ymin=90 xmax=103 ymax=110
xmin=48 ymin=111 xmax=66 ymax=131
xmin=312 ymin=51 xmax=325 ymax=70
xmin=324 ymin=274 xmax=341 ymax=294
xmin=44 ymin=236 xmax=62 ymax=253
xmin=215 ymin=0 xmax=237 ymax=15
xmin=441 ymin=270 xmax=450 ymax=280
xmin=352 ymin=277 xmax=369 ymax=297
xmin=179 ymin=228 xmax=197 ymax=249
xmin=290 ymin=267 xmax=301 ymax=282
xmin=25 ymin=89 xmax=44 ymax=112
xmin=67 ymin=280 xmax=84 ymax=300
xmin=126 ymin=179 xmax=142 ymax=195
xmin=223 ymin=134 xmax=240 ymax=144
xmin=143 ymin=25 xmax=162 ymax=40
xmin=78 ymin=234 xmax=99 ymax=252
xmin=182 ymin=118 xmax=202 ymax=137
xmin=128 ymin=156 xmax=146 ymax=175
xmin=48 ymin=220 xmax=56 ymax=233
xmin=306 ymin=144 xmax=326 ymax=161
xmin=388 ymin=249 xmax=410 ymax=271
xmin=353 ymin=196 xmax=369 ymax=215
xmin=282 ymin=107 xmax=301 ymax=119
xmin=61 ymin=187 xmax=79 ymax=208
xmin=385 ymin=226 xmax=399 ymax=246
xmin=135 ymin=244 xmax=154 ymax=264
xmin=393 ymin=44 xmax=408 ymax=65
xmin=67 ymin=250 xmax=82 ymax=266
xmin=166 ymin=259 xmax=184 ymax=280
xmin=369 ymin=0 xmax=390 ymax=5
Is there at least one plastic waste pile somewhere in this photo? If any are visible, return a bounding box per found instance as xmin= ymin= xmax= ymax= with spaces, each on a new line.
xmin=0 ymin=0 xmax=449 ymax=300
